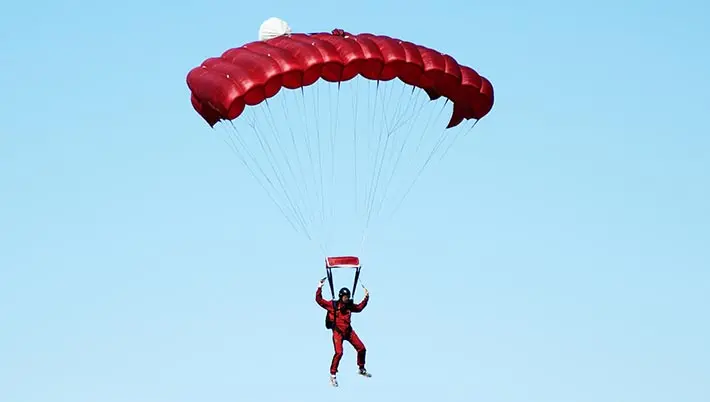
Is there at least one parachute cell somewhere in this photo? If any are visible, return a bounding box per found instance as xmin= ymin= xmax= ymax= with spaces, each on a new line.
xmin=186 ymin=29 xmax=494 ymax=129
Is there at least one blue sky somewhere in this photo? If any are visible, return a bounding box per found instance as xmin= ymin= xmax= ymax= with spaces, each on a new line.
xmin=1 ymin=0 xmax=709 ymax=401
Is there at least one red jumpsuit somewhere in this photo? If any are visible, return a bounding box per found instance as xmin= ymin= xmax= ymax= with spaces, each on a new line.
xmin=316 ymin=287 xmax=369 ymax=375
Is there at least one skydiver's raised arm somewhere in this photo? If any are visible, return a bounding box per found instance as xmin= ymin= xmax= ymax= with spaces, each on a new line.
xmin=351 ymin=287 xmax=369 ymax=312
xmin=315 ymin=280 xmax=333 ymax=310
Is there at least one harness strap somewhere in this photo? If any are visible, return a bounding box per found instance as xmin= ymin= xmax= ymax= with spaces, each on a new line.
xmin=326 ymin=266 xmax=337 ymax=329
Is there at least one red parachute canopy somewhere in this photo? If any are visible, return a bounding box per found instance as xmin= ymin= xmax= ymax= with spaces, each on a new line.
xmin=186 ymin=28 xmax=494 ymax=129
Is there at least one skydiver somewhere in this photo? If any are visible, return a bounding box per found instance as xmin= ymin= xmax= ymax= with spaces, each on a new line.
xmin=316 ymin=278 xmax=371 ymax=387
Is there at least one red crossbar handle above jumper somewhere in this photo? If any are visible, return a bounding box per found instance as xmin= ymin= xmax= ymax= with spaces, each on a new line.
xmin=324 ymin=256 xmax=362 ymax=300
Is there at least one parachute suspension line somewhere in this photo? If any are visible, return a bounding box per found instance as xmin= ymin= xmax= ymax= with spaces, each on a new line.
xmin=321 ymin=82 xmax=333 ymax=252
xmin=277 ymin=90 xmax=313 ymax=227
xmin=384 ymin=119 xmax=477 ymax=224
xmin=321 ymin=83 xmax=330 ymax=247
xmin=374 ymin=86 xmax=420 ymax=190
xmin=278 ymin=91 xmax=329 ymax=256
xmin=362 ymin=79 xmax=394 ymax=231
xmin=367 ymin=80 xmax=382 ymax=203
xmin=420 ymin=103 xmax=460 ymax=174
xmin=364 ymin=79 xmax=419 ymax=230
xmin=359 ymin=227 xmax=368 ymax=259
xmin=414 ymin=97 xmax=449 ymax=154
xmin=268 ymin=98 xmax=324 ymax=244
xmin=371 ymin=88 xmax=429 ymax=220
xmin=386 ymin=82 xmax=410 ymax=132
xmin=290 ymin=85 xmax=332 ymax=255
xmin=296 ymin=87 xmax=317 ymax=225
xmin=370 ymin=98 xmax=450 ymax=224
xmin=215 ymin=77 xmax=483 ymax=259
xmin=355 ymin=78 xmax=373 ymax=255
xmin=364 ymin=80 xmax=416 ymax=227
xmin=347 ymin=90 xmax=444 ymax=236
xmin=306 ymin=84 xmax=331 ymax=255
xmin=438 ymin=119 xmax=480 ymax=163
xmin=323 ymin=82 xmax=341 ymax=253
xmin=358 ymin=79 xmax=377 ymax=246
xmin=260 ymin=100 xmax=309 ymax=225
xmin=368 ymin=80 xmax=379 ymax=158
xmin=311 ymin=83 xmax=327 ymax=251
xmin=362 ymin=84 xmax=383 ymax=229
xmin=295 ymin=87 xmax=316 ymax=232
xmin=385 ymin=79 xmax=404 ymax=127
xmin=297 ymin=85 xmax=329 ymax=250
xmin=351 ymin=78 xmax=360 ymax=221
xmin=368 ymin=85 xmax=425 ymax=224
xmin=326 ymin=85 xmax=338 ymax=236
xmin=242 ymin=111 xmax=312 ymax=238
xmin=221 ymin=122 xmax=309 ymax=239
xmin=244 ymin=110 xmax=310 ymax=236
xmin=363 ymin=81 xmax=402 ymax=229
xmin=221 ymin=137 xmax=302 ymax=237
xmin=332 ymin=82 xmax=343 ymax=250
xmin=357 ymin=79 xmax=402 ymax=256
xmin=369 ymin=87 xmax=464 ymax=225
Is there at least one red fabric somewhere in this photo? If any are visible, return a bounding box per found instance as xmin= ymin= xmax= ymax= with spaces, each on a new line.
xmin=326 ymin=256 xmax=360 ymax=267
xmin=187 ymin=29 xmax=494 ymax=128
xmin=316 ymin=286 xmax=369 ymax=374
xmin=315 ymin=287 xmax=369 ymax=332
xmin=331 ymin=328 xmax=366 ymax=375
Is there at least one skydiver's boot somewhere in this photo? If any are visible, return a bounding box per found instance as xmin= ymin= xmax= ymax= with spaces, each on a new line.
xmin=358 ymin=367 xmax=372 ymax=378
xmin=330 ymin=374 xmax=338 ymax=387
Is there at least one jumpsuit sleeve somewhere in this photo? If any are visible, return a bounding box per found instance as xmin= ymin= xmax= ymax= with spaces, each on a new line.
xmin=315 ymin=287 xmax=333 ymax=310
xmin=350 ymin=294 xmax=369 ymax=312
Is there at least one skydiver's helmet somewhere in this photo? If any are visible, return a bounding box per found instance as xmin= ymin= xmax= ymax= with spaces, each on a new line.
xmin=339 ymin=287 xmax=351 ymax=302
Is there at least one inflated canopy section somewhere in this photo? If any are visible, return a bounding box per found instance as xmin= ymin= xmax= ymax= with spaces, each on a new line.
xmin=186 ymin=28 xmax=494 ymax=130
xmin=185 ymin=21 xmax=496 ymax=257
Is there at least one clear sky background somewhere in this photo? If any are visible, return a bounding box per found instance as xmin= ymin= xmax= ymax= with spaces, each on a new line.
xmin=1 ymin=1 xmax=709 ymax=401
